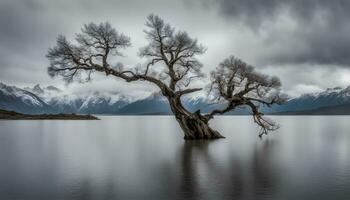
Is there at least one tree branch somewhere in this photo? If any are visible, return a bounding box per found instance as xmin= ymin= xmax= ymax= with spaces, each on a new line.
xmin=176 ymin=87 xmax=202 ymax=97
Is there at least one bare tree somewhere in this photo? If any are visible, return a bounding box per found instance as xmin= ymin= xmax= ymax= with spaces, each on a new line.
xmin=207 ymin=57 xmax=286 ymax=137
xmin=47 ymin=14 xmax=286 ymax=139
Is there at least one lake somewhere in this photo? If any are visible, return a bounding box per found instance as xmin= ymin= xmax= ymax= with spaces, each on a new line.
xmin=0 ymin=116 xmax=350 ymax=200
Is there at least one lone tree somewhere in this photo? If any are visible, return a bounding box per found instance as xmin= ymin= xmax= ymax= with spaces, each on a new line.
xmin=47 ymin=14 xmax=286 ymax=139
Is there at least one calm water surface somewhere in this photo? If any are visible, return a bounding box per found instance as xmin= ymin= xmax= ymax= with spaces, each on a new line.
xmin=0 ymin=116 xmax=350 ymax=200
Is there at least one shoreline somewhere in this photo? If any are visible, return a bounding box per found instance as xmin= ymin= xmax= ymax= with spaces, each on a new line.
xmin=0 ymin=109 xmax=99 ymax=120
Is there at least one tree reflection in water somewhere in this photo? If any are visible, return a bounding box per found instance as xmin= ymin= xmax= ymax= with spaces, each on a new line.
xmin=162 ymin=139 xmax=280 ymax=200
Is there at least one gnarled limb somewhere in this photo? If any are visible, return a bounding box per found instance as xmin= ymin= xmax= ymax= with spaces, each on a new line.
xmin=207 ymin=56 xmax=288 ymax=137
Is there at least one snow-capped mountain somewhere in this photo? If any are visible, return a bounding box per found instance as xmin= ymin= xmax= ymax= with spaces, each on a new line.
xmin=69 ymin=92 xmax=129 ymax=114
xmin=25 ymin=84 xmax=62 ymax=95
xmin=1 ymin=82 xmax=130 ymax=114
xmin=1 ymin=82 xmax=350 ymax=115
xmin=115 ymin=86 xmax=350 ymax=115
xmin=0 ymin=82 xmax=51 ymax=114
xmin=25 ymin=83 xmax=130 ymax=114
xmin=269 ymin=86 xmax=350 ymax=113
xmin=25 ymin=84 xmax=63 ymax=103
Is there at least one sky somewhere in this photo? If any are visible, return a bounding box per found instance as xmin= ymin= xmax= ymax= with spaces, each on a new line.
xmin=1 ymin=0 xmax=350 ymax=97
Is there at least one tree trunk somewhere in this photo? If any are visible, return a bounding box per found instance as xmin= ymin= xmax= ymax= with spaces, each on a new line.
xmin=175 ymin=114 xmax=225 ymax=140
xmin=166 ymin=95 xmax=225 ymax=140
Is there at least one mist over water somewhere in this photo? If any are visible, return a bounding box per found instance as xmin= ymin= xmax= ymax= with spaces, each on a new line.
xmin=0 ymin=116 xmax=350 ymax=200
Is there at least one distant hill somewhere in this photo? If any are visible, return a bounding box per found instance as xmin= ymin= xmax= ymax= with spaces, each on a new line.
xmin=0 ymin=109 xmax=99 ymax=120
xmin=115 ymin=93 xmax=171 ymax=115
xmin=276 ymin=103 xmax=350 ymax=115
xmin=1 ymin=82 xmax=350 ymax=115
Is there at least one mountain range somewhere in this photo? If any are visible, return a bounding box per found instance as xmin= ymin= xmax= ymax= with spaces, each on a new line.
xmin=1 ymin=82 xmax=350 ymax=115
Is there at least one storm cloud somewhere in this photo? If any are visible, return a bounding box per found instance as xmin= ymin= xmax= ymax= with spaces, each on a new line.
xmin=197 ymin=0 xmax=350 ymax=67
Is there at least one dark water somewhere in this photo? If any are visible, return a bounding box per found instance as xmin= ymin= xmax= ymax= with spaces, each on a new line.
xmin=0 ymin=116 xmax=350 ymax=200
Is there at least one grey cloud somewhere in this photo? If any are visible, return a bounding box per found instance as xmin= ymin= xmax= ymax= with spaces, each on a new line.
xmin=197 ymin=0 xmax=350 ymax=67
xmin=0 ymin=0 xmax=168 ymax=84
xmin=266 ymin=24 xmax=350 ymax=66
xmin=261 ymin=64 xmax=350 ymax=96
xmin=202 ymin=0 xmax=350 ymax=28
xmin=1 ymin=0 xmax=350 ymax=97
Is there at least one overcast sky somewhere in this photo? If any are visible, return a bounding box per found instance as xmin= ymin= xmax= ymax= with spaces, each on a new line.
xmin=1 ymin=0 xmax=350 ymax=97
